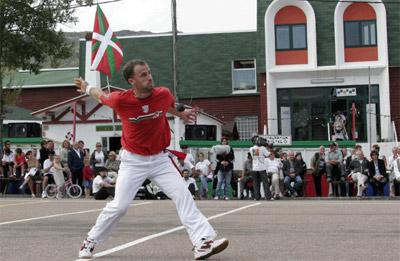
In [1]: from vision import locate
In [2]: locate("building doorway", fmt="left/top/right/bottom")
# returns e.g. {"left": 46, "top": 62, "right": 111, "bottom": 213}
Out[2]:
{"left": 109, "top": 137, "right": 121, "bottom": 152}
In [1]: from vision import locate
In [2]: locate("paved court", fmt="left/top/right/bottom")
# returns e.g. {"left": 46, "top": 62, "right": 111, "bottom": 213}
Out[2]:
{"left": 0, "top": 198, "right": 399, "bottom": 261}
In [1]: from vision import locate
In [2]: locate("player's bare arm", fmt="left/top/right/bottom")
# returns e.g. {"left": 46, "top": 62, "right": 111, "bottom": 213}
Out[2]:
{"left": 168, "top": 106, "right": 195, "bottom": 123}
{"left": 74, "top": 77, "right": 105, "bottom": 103}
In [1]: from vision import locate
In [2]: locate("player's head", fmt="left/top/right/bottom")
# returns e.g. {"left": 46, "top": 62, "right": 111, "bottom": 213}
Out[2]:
{"left": 123, "top": 60, "right": 153, "bottom": 93}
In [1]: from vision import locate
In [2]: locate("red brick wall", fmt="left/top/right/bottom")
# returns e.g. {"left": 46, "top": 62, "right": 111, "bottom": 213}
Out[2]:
{"left": 389, "top": 67, "right": 400, "bottom": 140}
{"left": 259, "top": 73, "right": 268, "bottom": 134}
{"left": 16, "top": 87, "right": 79, "bottom": 112}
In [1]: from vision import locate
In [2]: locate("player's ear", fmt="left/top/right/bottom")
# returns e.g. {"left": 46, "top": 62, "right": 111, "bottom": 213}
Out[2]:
{"left": 128, "top": 78, "right": 135, "bottom": 86}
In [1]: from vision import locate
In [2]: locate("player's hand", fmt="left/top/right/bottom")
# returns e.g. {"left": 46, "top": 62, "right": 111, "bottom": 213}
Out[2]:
{"left": 180, "top": 108, "right": 195, "bottom": 124}
{"left": 74, "top": 77, "right": 89, "bottom": 94}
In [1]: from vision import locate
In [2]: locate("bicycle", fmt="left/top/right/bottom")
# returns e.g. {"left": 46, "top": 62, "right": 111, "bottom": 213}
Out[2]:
{"left": 44, "top": 173, "right": 82, "bottom": 199}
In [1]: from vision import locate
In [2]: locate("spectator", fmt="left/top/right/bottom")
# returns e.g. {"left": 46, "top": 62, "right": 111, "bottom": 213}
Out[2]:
{"left": 84, "top": 148, "right": 90, "bottom": 160}
{"left": 334, "top": 116, "right": 348, "bottom": 141}
{"left": 239, "top": 153, "right": 253, "bottom": 200}
{"left": 392, "top": 156, "right": 400, "bottom": 196}
{"left": 388, "top": 147, "right": 399, "bottom": 196}
{"left": 182, "top": 169, "right": 201, "bottom": 200}
{"left": 13, "top": 148, "right": 26, "bottom": 178}
{"left": 368, "top": 150, "right": 388, "bottom": 196}
{"left": 0, "top": 140, "right": 11, "bottom": 177}
{"left": 249, "top": 136, "right": 272, "bottom": 201}
{"left": 37, "top": 139, "right": 49, "bottom": 169}
{"left": 177, "top": 158, "right": 195, "bottom": 178}
{"left": 274, "top": 147, "right": 282, "bottom": 159}
{"left": 326, "top": 142, "right": 346, "bottom": 196}
{"left": 19, "top": 150, "right": 39, "bottom": 197}
{"left": 335, "top": 110, "right": 346, "bottom": 124}
{"left": 310, "top": 146, "right": 326, "bottom": 197}
{"left": 42, "top": 150, "right": 55, "bottom": 198}
{"left": 90, "top": 142, "right": 108, "bottom": 176}
{"left": 78, "top": 140, "right": 87, "bottom": 156}
{"left": 68, "top": 141, "right": 84, "bottom": 188}
{"left": 195, "top": 152, "right": 213, "bottom": 199}
{"left": 214, "top": 138, "right": 235, "bottom": 200}
{"left": 281, "top": 152, "right": 288, "bottom": 164}
{"left": 348, "top": 150, "right": 369, "bottom": 198}
{"left": 59, "top": 139, "right": 71, "bottom": 168}
{"left": 266, "top": 151, "right": 282, "bottom": 199}
{"left": 295, "top": 152, "right": 307, "bottom": 180}
{"left": 1, "top": 148, "right": 14, "bottom": 178}
{"left": 54, "top": 155, "right": 67, "bottom": 199}
{"left": 83, "top": 159, "right": 94, "bottom": 199}
{"left": 104, "top": 151, "right": 120, "bottom": 174}
{"left": 344, "top": 147, "right": 356, "bottom": 196}
{"left": 372, "top": 144, "right": 387, "bottom": 167}
{"left": 47, "top": 140, "right": 55, "bottom": 152}
{"left": 181, "top": 145, "right": 195, "bottom": 166}
{"left": 92, "top": 167, "right": 115, "bottom": 200}
{"left": 283, "top": 151, "right": 302, "bottom": 197}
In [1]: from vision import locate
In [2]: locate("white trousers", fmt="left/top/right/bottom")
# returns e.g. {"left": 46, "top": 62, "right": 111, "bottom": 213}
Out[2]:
{"left": 267, "top": 171, "right": 280, "bottom": 196}
{"left": 88, "top": 150, "right": 216, "bottom": 245}
{"left": 351, "top": 172, "right": 367, "bottom": 196}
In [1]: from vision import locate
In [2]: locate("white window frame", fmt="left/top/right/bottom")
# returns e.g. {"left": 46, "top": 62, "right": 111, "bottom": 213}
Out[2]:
{"left": 232, "top": 59, "right": 257, "bottom": 94}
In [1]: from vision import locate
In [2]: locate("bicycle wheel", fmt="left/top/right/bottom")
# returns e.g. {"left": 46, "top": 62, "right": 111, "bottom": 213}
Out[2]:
{"left": 67, "top": 184, "right": 82, "bottom": 199}
{"left": 45, "top": 184, "right": 57, "bottom": 198}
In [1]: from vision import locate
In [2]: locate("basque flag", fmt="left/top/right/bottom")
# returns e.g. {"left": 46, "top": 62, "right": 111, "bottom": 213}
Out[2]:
{"left": 91, "top": 4, "right": 123, "bottom": 78}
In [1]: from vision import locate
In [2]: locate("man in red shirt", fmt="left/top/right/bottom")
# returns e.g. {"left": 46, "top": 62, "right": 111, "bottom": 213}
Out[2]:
{"left": 75, "top": 60, "right": 228, "bottom": 260}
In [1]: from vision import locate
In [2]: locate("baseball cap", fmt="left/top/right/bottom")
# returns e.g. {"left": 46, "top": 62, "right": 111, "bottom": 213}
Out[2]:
{"left": 329, "top": 142, "right": 337, "bottom": 147}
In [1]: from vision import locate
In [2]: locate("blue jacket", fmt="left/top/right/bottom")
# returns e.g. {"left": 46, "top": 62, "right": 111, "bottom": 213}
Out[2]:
{"left": 68, "top": 149, "right": 84, "bottom": 172}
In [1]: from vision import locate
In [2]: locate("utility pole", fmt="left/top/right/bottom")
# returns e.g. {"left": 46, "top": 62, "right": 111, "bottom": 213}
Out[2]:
{"left": 171, "top": 0, "right": 179, "bottom": 102}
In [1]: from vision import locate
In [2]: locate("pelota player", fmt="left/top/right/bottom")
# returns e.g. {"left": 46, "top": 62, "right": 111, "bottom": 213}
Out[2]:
{"left": 74, "top": 59, "right": 228, "bottom": 260}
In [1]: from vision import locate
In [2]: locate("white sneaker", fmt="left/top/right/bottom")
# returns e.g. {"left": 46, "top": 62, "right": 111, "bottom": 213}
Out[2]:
{"left": 79, "top": 238, "right": 97, "bottom": 259}
{"left": 214, "top": 196, "right": 219, "bottom": 200}
{"left": 224, "top": 197, "right": 229, "bottom": 200}
{"left": 41, "top": 191, "right": 47, "bottom": 198}
{"left": 194, "top": 237, "right": 229, "bottom": 260}
{"left": 56, "top": 194, "right": 62, "bottom": 199}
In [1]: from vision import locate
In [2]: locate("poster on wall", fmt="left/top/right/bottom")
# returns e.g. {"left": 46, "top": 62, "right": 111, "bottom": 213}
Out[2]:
{"left": 280, "top": 106, "right": 291, "bottom": 136}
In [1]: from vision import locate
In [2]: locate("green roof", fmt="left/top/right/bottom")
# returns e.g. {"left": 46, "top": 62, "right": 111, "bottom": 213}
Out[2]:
{"left": 3, "top": 105, "right": 40, "bottom": 121}
{"left": 2, "top": 68, "right": 78, "bottom": 87}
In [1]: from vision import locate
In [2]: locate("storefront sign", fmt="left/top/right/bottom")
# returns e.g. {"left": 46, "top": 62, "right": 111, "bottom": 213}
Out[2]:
{"left": 262, "top": 135, "right": 292, "bottom": 146}
{"left": 96, "top": 125, "right": 122, "bottom": 132}
{"left": 336, "top": 88, "right": 356, "bottom": 97}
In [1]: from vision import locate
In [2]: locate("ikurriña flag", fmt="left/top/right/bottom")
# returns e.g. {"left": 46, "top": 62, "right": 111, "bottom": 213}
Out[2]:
{"left": 91, "top": 4, "right": 123, "bottom": 78}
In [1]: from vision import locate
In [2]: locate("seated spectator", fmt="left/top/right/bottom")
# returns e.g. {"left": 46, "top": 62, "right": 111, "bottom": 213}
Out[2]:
{"left": 42, "top": 151, "right": 55, "bottom": 198}
{"left": 182, "top": 169, "right": 201, "bottom": 200}
{"left": 195, "top": 152, "right": 212, "bottom": 199}
{"left": 392, "top": 157, "right": 400, "bottom": 196}
{"left": 274, "top": 147, "right": 282, "bottom": 159}
{"left": 310, "top": 146, "right": 326, "bottom": 197}
{"left": 266, "top": 151, "right": 282, "bottom": 199}
{"left": 93, "top": 167, "right": 115, "bottom": 200}
{"left": 388, "top": 147, "right": 399, "bottom": 196}
{"left": 1, "top": 148, "right": 15, "bottom": 178}
{"left": 181, "top": 145, "right": 195, "bottom": 165}
{"left": 53, "top": 155, "right": 67, "bottom": 199}
{"left": 326, "top": 142, "right": 346, "bottom": 196}
{"left": 104, "top": 151, "right": 120, "bottom": 176}
{"left": 90, "top": 142, "right": 108, "bottom": 176}
{"left": 368, "top": 150, "right": 388, "bottom": 196}
{"left": 349, "top": 151, "right": 369, "bottom": 198}
{"left": 13, "top": 148, "right": 27, "bottom": 178}
{"left": 280, "top": 152, "right": 287, "bottom": 164}
{"left": 240, "top": 153, "right": 253, "bottom": 200}
{"left": 295, "top": 152, "right": 307, "bottom": 180}
{"left": 372, "top": 144, "right": 387, "bottom": 167}
{"left": 83, "top": 159, "right": 94, "bottom": 199}
{"left": 19, "top": 150, "right": 40, "bottom": 197}
{"left": 283, "top": 151, "right": 302, "bottom": 197}
{"left": 177, "top": 158, "right": 195, "bottom": 177}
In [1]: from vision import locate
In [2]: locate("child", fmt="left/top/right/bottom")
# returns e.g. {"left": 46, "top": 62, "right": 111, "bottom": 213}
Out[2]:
{"left": 13, "top": 148, "right": 27, "bottom": 178}
{"left": 83, "top": 159, "right": 94, "bottom": 198}
{"left": 2, "top": 148, "right": 15, "bottom": 178}
{"left": 53, "top": 155, "right": 67, "bottom": 199}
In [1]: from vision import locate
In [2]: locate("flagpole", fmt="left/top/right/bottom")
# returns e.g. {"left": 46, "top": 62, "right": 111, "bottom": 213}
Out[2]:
{"left": 106, "top": 76, "right": 116, "bottom": 135}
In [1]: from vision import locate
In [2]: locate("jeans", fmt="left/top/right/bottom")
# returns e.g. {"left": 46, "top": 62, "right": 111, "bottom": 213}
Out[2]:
{"left": 284, "top": 175, "right": 303, "bottom": 194}
{"left": 200, "top": 176, "right": 212, "bottom": 197}
{"left": 215, "top": 170, "right": 232, "bottom": 198}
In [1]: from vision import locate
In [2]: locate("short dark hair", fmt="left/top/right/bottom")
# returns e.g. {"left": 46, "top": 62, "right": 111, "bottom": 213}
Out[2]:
{"left": 48, "top": 150, "right": 55, "bottom": 156}
{"left": 180, "top": 145, "right": 188, "bottom": 149}
{"left": 15, "top": 148, "right": 22, "bottom": 154}
{"left": 370, "top": 150, "right": 379, "bottom": 157}
{"left": 123, "top": 59, "right": 147, "bottom": 84}
{"left": 78, "top": 140, "right": 84, "bottom": 145}
{"left": 4, "top": 140, "right": 10, "bottom": 145}
{"left": 182, "top": 169, "right": 189, "bottom": 173}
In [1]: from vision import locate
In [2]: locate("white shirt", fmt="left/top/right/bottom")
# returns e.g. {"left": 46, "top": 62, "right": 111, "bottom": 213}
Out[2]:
{"left": 388, "top": 155, "right": 398, "bottom": 170}
{"left": 92, "top": 175, "right": 112, "bottom": 193}
{"left": 196, "top": 160, "right": 213, "bottom": 180}
{"left": 185, "top": 153, "right": 195, "bottom": 165}
{"left": 250, "top": 145, "right": 270, "bottom": 171}
{"left": 2, "top": 153, "right": 14, "bottom": 162}
{"left": 266, "top": 158, "right": 281, "bottom": 173}
{"left": 182, "top": 177, "right": 198, "bottom": 191}
{"left": 43, "top": 158, "right": 55, "bottom": 175}
{"left": 393, "top": 158, "right": 400, "bottom": 180}
{"left": 178, "top": 161, "right": 194, "bottom": 176}
{"left": 94, "top": 151, "right": 105, "bottom": 167}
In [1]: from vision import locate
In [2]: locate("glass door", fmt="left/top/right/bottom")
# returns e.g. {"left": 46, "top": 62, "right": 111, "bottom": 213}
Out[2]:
{"left": 311, "top": 101, "right": 328, "bottom": 140}
{"left": 293, "top": 102, "right": 308, "bottom": 140}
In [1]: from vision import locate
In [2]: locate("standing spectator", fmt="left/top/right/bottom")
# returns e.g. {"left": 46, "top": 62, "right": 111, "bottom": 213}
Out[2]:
{"left": 59, "top": 139, "right": 71, "bottom": 168}
{"left": 283, "top": 151, "right": 302, "bottom": 197}
{"left": 239, "top": 153, "right": 253, "bottom": 200}
{"left": 92, "top": 167, "right": 115, "bottom": 200}
{"left": 266, "top": 151, "right": 282, "bottom": 199}
{"left": 47, "top": 140, "right": 55, "bottom": 152}
{"left": 326, "top": 142, "right": 346, "bottom": 196}
{"left": 392, "top": 157, "right": 400, "bottom": 196}
{"left": 196, "top": 152, "right": 213, "bottom": 199}
{"left": 177, "top": 158, "right": 195, "bottom": 177}
{"left": 84, "top": 148, "right": 90, "bottom": 160}
{"left": 68, "top": 141, "right": 84, "bottom": 188}
{"left": 37, "top": 139, "right": 49, "bottom": 169}
{"left": 249, "top": 136, "right": 271, "bottom": 201}
{"left": 182, "top": 169, "right": 201, "bottom": 200}
{"left": 0, "top": 141, "right": 11, "bottom": 177}
{"left": 335, "top": 110, "right": 347, "bottom": 124}
{"left": 310, "top": 146, "right": 326, "bottom": 197}
{"left": 42, "top": 151, "right": 55, "bottom": 198}
{"left": 214, "top": 138, "right": 234, "bottom": 200}
{"left": 90, "top": 142, "right": 108, "bottom": 176}
{"left": 1, "top": 148, "right": 14, "bottom": 178}
{"left": 104, "top": 151, "right": 120, "bottom": 174}
{"left": 372, "top": 144, "right": 387, "bottom": 167}
{"left": 388, "top": 147, "right": 399, "bottom": 196}
{"left": 19, "top": 150, "right": 39, "bottom": 197}
{"left": 368, "top": 150, "right": 388, "bottom": 196}
{"left": 83, "top": 159, "right": 94, "bottom": 199}
{"left": 13, "top": 148, "right": 26, "bottom": 178}
{"left": 181, "top": 145, "right": 195, "bottom": 165}
{"left": 78, "top": 140, "right": 86, "bottom": 155}
{"left": 334, "top": 116, "right": 348, "bottom": 141}
{"left": 349, "top": 150, "right": 369, "bottom": 198}
{"left": 53, "top": 155, "right": 67, "bottom": 199}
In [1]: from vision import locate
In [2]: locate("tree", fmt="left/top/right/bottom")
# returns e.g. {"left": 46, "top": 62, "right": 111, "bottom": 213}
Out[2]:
{"left": 0, "top": 0, "right": 94, "bottom": 148}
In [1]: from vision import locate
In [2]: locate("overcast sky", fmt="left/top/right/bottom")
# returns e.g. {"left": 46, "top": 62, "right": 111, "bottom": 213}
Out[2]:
{"left": 59, "top": 0, "right": 257, "bottom": 33}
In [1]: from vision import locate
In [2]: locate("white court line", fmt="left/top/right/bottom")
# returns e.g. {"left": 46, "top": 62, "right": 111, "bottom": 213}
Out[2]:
{"left": 75, "top": 202, "right": 262, "bottom": 261}
{"left": 0, "top": 202, "right": 152, "bottom": 226}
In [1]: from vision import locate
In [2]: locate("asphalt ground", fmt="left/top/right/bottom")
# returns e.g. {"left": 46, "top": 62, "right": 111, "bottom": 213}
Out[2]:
{"left": 0, "top": 197, "right": 399, "bottom": 261}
